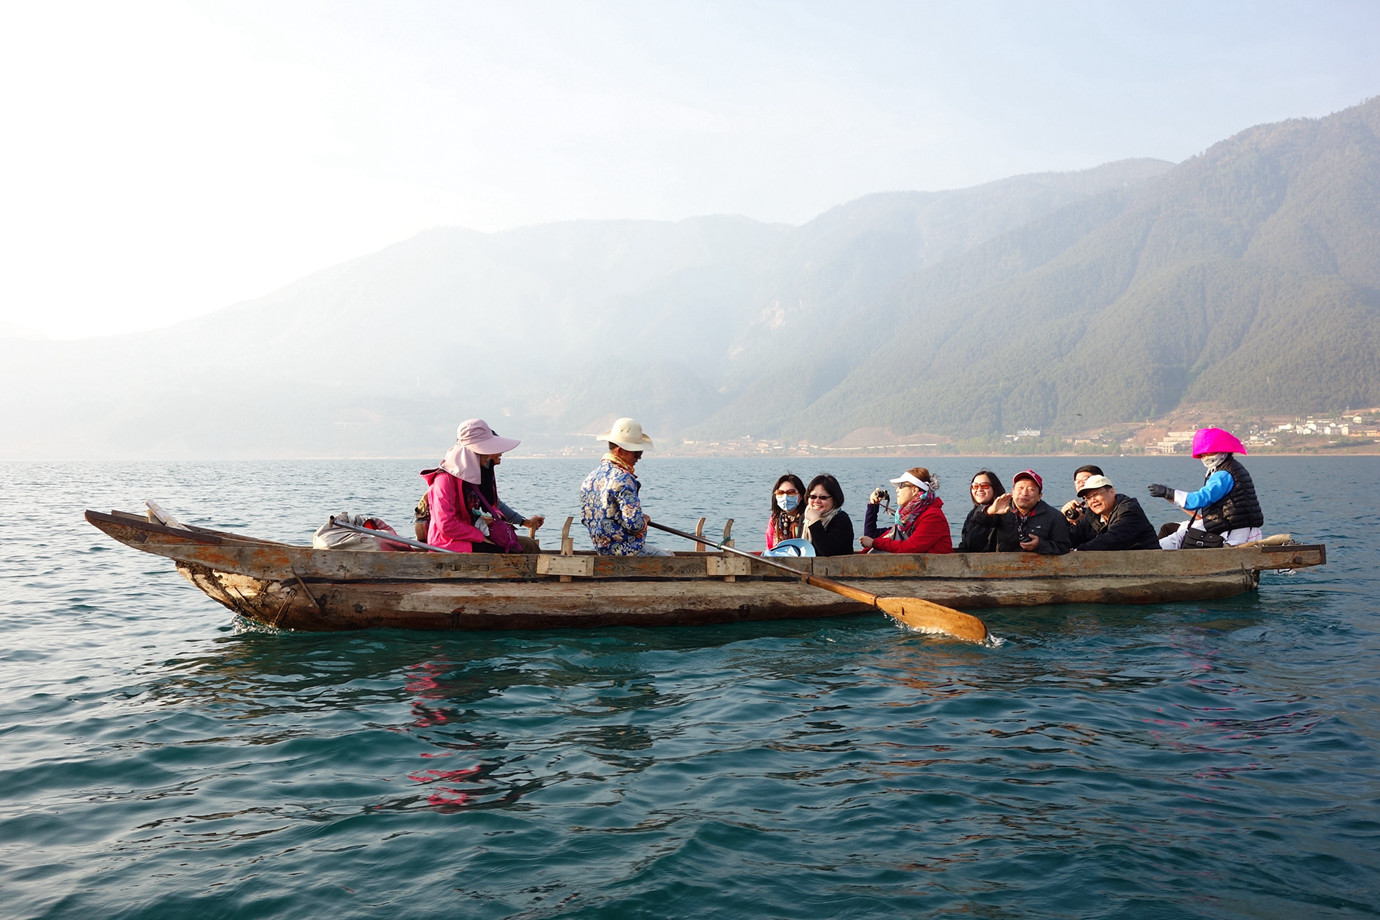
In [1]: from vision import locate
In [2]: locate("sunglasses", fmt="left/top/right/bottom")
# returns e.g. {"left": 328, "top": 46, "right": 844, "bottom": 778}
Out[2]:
{"left": 774, "top": 489, "right": 800, "bottom": 496}
{"left": 807, "top": 493, "right": 832, "bottom": 502}
{"left": 971, "top": 483, "right": 993, "bottom": 491}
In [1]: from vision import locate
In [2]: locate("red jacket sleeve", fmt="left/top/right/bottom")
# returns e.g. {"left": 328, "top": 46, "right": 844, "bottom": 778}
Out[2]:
{"left": 872, "top": 504, "right": 954, "bottom": 554}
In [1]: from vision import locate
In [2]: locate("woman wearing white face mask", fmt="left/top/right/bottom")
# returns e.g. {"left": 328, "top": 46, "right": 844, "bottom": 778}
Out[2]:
{"left": 1148, "top": 427, "right": 1264, "bottom": 549}
{"left": 765, "top": 473, "right": 806, "bottom": 551}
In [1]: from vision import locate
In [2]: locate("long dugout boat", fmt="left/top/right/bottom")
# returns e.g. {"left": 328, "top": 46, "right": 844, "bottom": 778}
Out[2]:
{"left": 85, "top": 508, "right": 1326, "bottom": 633}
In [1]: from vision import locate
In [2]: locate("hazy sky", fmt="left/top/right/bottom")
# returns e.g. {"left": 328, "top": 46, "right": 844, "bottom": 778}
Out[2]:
{"left": 2, "top": 1, "right": 1375, "bottom": 339}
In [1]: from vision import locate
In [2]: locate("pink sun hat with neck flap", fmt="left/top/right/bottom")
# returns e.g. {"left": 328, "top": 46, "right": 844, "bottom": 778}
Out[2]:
{"left": 441, "top": 418, "right": 521, "bottom": 482}
{"left": 1190, "top": 427, "right": 1246, "bottom": 458}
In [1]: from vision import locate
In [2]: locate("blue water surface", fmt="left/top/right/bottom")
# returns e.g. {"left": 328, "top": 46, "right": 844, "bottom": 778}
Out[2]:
{"left": 1, "top": 456, "right": 1377, "bottom": 919}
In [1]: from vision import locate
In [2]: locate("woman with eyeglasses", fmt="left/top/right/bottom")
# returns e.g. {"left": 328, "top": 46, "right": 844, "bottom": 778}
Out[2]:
{"left": 765, "top": 473, "right": 807, "bottom": 551}
{"left": 801, "top": 473, "right": 855, "bottom": 556}
{"left": 955, "top": 469, "right": 1004, "bottom": 553}
{"left": 859, "top": 467, "right": 952, "bottom": 554}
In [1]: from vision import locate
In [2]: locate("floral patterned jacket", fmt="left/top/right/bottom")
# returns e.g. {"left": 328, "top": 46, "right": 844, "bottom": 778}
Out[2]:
{"left": 579, "top": 457, "right": 647, "bottom": 555}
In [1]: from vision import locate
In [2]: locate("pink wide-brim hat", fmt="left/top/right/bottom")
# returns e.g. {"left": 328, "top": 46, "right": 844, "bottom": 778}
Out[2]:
{"left": 1191, "top": 427, "right": 1247, "bottom": 458}
{"left": 440, "top": 418, "right": 521, "bottom": 482}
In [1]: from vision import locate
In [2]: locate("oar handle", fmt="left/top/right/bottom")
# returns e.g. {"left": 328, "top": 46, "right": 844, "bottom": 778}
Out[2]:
{"left": 329, "top": 517, "right": 460, "bottom": 554}
{"left": 651, "top": 521, "right": 877, "bottom": 604}
{"left": 647, "top": 520, "right": 808, "bottom": 578}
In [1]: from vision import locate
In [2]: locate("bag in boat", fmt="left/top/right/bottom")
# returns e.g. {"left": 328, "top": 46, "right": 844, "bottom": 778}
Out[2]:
{"left": 1181, "top": 527, "right": 1227, "bottom": 549}
{"left": 467, "top": 483, "right": 523, "bottom": 553}
{"left": 763, "top": 538, "right": 816, "bottom": 557}
{"left": 485, "top": 518, "right": 522, "bottom": 553}
{"left": 313, "top": 513, "right": 409, "bottom": 551}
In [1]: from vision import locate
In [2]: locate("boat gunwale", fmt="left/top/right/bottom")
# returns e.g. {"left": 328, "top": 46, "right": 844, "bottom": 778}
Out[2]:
{"left": 86, "top": 508, "right": 1325, "bottom": 586}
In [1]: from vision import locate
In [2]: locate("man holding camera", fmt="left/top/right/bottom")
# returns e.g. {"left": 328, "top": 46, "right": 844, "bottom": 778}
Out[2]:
{"left": 1066, "top": 474, "right": 1160, "bottom": 551}
{"left": 1061, "top": 464, "right": 1104, "bottom": 545}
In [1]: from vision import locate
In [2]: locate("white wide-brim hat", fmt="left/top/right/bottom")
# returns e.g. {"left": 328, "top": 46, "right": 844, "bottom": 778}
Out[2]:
{"left": 597, "top": 417, "right": 654, "bottom": 452}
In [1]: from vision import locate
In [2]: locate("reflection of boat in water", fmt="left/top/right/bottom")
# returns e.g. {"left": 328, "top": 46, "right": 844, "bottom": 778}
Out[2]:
{"left": 85, "top": 508, "right": 1326, "bottom": 633}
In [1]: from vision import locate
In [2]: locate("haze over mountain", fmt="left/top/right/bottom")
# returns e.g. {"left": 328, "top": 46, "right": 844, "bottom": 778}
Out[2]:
{"left": 5, "top": 98, "right": 1379, "bottom": 459}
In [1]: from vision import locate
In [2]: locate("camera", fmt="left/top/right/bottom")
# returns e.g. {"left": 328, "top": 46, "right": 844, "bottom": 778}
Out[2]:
{"left": 1064, "top": 499, "right": 1087, "bottom": 521}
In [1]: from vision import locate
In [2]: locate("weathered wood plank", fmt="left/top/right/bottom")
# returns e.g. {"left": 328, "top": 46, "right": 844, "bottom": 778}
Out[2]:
{"left": 536, "top": 555, "right": 595, "bottom": 577}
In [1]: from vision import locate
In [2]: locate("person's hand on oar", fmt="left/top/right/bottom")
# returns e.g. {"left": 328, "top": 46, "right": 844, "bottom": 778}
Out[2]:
{"left": 647, "top": 521, "right": 988, "bottom": 643}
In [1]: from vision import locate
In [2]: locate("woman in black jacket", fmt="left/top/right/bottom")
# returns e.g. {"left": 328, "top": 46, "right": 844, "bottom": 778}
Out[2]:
{"left": 956, "top": 469, "right": 1004, "bottom": 552}
{"left": 802, "top": 474, "right": 855, "bottom": 556}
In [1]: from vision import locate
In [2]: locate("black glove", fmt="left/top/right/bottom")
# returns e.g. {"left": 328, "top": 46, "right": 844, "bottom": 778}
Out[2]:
{"left": 1148, "top": 483, "right": 1172, "bottom": 500}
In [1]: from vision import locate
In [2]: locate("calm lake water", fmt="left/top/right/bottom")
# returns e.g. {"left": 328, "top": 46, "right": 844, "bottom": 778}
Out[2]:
{"left": 3, "top": 456, "right": 1378, "bottom": 919}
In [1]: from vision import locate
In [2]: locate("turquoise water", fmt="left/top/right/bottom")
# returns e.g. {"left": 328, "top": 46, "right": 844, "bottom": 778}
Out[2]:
{"left": 2, "top": 456, "right": 1377, "bottom": 919}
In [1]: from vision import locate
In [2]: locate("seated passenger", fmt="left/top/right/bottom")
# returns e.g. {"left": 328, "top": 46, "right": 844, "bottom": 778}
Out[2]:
{"left": 802, "top": 474, "right": 855, "bottom": 556}
{"left": 1068, "top": 475, "right": 1159, "bottom": 551}
{"left": 766, "top": 473, "right": 806, "bottom": 551}
{"left": 420, "top": 418, "right": 523, "bottom": 553}
{"left": 1061, "top": 464, "right": 1105, "bottom": 546}
{"left": 414, "top": 444, "right": 544, "bottom": 550}
{"left": 955, "top": 470, "right": 1004, "bottom": 552}
{"left": 860, "top": 467, "right": 952, "bottom": 553}
{"left": 1149, "top": 427, "right": 1264, "bottom": 549}
{"left": 972, "top": 469, "right": 1070, "bottom": 554}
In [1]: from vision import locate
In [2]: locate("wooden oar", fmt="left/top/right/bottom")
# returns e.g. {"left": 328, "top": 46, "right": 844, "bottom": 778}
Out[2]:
{"left": 328, "top": 517, "right": 460, "bottom": 553}
{"left": 648, "top": 521, "right": 988, "bottom": 643}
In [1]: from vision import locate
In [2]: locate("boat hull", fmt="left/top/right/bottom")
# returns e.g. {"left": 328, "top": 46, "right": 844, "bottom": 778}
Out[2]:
{"left": 86, "top": 509, "right": 1326, "bottom": 632}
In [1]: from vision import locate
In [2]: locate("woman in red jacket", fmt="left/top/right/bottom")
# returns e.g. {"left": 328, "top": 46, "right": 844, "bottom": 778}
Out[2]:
{"left": 860, "top": 467, "right": 953, "bottom": 554}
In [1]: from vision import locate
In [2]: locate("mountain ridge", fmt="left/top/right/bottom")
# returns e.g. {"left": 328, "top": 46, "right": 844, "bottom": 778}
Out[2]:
{"left": 3, "top": 100, "right": 1378, "bottom": 459}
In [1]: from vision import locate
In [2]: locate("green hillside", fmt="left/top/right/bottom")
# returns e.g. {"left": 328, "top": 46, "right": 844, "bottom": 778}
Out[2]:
{"left": 700, "top": 96, "right": 1380, "bottom": 443}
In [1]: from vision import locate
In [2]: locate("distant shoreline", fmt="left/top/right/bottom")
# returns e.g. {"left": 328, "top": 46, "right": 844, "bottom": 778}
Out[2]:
{"left": 5, "top": 450, "right": 1377, "bottom": 462}
{"left": 527, "top": 449, "right": 1380, "bottom": 460}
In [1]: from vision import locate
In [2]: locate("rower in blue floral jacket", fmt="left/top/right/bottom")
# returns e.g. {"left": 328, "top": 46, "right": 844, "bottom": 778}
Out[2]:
{"left": 579, "top": 417, "right": 671, "bottom": 556}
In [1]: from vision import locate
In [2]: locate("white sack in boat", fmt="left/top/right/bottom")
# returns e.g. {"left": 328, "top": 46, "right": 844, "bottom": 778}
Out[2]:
{"left": 313, "top": 512, "right": 407, "bottom": 551}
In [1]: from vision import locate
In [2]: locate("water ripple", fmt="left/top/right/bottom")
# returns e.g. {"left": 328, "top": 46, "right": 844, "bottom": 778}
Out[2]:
{"left": 3, "top": 457, "right": 1378, "bottom": 919}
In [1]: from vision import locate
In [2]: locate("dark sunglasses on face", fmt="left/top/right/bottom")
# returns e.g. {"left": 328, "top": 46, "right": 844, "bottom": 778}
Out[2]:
{"left": 807, "top": 493, "right": 831, "bottom": 502}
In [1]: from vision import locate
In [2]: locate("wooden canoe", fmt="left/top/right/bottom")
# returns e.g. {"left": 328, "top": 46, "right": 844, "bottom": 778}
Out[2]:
{"left": 84, "top": 508, "right": 1326, "bottom": 632}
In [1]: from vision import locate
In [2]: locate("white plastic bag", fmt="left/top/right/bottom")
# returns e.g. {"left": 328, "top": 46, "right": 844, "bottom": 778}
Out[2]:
{"left": 313, "top": 512, "right": 408, "bottom": 551}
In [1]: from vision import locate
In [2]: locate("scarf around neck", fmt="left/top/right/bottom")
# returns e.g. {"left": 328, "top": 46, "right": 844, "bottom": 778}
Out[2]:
{"left": 603, "top": 451, "right": 637, "bottom": 476}
{"left": 771, "top": 509, "right": 803, "bottom": 545}
{"left": 890, "top": 493, "right": 934, "bottom": 540}
{"left": 803, "top": 507, "right": 840, "bottom": 542}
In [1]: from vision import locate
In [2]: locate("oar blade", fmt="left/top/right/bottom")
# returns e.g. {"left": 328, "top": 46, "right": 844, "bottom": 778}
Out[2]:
{"left": 877, "top": 597, "right": 989, "bottom": 643}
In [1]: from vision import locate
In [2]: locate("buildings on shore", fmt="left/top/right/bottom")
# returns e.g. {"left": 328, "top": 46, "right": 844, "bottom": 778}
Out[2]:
{"left": 653, "top": 410, "right": 1380, "bottom": 457}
